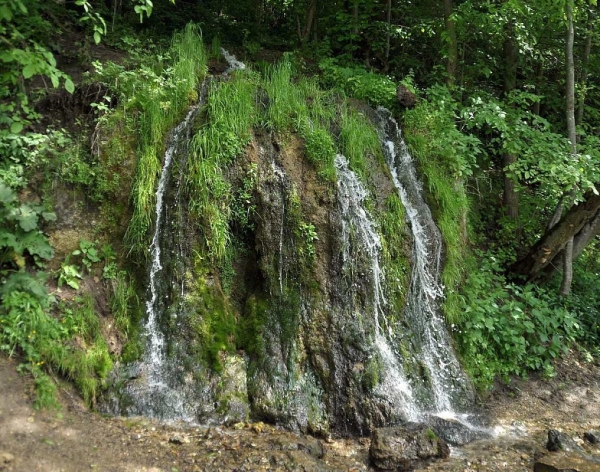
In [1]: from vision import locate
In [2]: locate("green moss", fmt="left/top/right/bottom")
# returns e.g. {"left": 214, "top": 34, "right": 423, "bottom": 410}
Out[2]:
{"left": 425, "top": 427, "right": 438, "bottom": 441}
{"left": 378, "top": 194, "right": 411, "bottom": 321}
{"left": 237, "top": 294, "right": 269, "bottom": 360}
{"left": 362, "top": 355, "right": 382, "bottom": 390}
{"left": 184, "top": 263, "right": 236, "bottom": 373}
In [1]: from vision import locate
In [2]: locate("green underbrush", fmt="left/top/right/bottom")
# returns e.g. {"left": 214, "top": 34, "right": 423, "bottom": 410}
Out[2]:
{"left": 402, "top": 87, "right": 480, "bottom": 324}
{"left": 87, "top": 23, "right": 208, "bottom": 255}
{"left": 456, "top": 252, "right": 581, "bottom": 389}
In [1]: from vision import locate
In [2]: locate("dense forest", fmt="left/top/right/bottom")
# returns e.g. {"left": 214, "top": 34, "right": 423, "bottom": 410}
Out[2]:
{"left": 1, "top": 0, "right": 600, "bottom": 435}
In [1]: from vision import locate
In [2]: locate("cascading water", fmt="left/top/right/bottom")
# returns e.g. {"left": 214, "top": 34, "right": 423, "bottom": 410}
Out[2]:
{"left": 118, "top": 102, "right": 203, "bottom": 422}
{"left": 335, "top": 154, "right": 419, "bottom": 422}
{"left": 220, "top": 48, "right": 246, "bottom": 73}
{"left": 376, "top": 107, "right": 473, "bottom": 415}
{"left": 270, "top": 157, "right": 286, "bottom": 296}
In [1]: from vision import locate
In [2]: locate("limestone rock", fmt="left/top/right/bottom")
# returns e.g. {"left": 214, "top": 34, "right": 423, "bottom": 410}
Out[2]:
{"left": 427, "top": 415, "right": 490, "bottom": 446}
{"left": 534, "top": 452, "right": 600, "bottom": 472}
{"left": 369, "top": 423, "right": 449, "bottom": 471}
{"left": 169, "top": 434, "right": 190, "bottom": 445}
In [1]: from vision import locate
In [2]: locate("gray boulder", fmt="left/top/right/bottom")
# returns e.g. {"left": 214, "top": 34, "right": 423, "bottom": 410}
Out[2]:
{"left": 369, "top": 423, "right": 450, "bottom": 471}
{"left": 427, "top": 415, "right": 490, "bottom": 446}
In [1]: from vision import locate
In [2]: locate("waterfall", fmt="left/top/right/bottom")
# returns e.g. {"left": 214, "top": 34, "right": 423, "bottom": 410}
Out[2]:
{"left": 335, "top": 154, "right": 419, "bottom": 422}
{"left": 376, "top": 107, "right": 473, "bottom": 415}
{"left": 137, "top": 104, "right": 202, "bottom": 421}
{"left": 220, "top": 48, "right": 246, "bottom": 73}
{"left": 271, "top": 157, "right": 286, "bottom": 296}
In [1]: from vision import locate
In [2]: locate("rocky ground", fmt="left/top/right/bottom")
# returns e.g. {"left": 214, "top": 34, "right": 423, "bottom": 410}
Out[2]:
{"left": 2, "top": 354, "right": 600, "bottom": 471}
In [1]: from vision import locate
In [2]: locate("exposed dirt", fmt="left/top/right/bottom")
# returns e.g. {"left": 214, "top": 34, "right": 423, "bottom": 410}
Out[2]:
{"left": 2, "top": 354, "right": 600, "bottom": 471}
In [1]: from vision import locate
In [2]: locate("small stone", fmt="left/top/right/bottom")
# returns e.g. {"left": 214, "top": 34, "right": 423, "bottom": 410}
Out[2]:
{"left": 584, "top": 431, "right": 600, "bottom": 444}
{"left": 169, "top": 434, "right": 190, "bottom": 445}
{"left": 251, "top": 422, "right": 266, "bottom": 433}
{"left": 1, "top": 452, "right": 15, "bottom": 463}
{"left": 534, "top": 451, "right": 600, "bottom": 472}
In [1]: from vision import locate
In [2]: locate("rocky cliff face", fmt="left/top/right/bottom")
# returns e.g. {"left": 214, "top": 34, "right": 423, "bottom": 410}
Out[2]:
{"left": 102, "top": 81, "right": 472, "bottom": 436}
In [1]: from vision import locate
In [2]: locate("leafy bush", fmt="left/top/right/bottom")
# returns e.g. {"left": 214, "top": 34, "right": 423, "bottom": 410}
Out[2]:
{"left": 457, "top": 253, "right": 581, "bottom": 389}
{"left": 318, "top": 58, "right": 397, "bottom": 108}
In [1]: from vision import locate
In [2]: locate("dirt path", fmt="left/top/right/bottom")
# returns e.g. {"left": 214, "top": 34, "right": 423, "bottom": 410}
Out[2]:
{"left": 2, "top": 354, "right": 600, "bottom": 472}
{"left": 0, "top": 356, "right": 371, "bottom": 472}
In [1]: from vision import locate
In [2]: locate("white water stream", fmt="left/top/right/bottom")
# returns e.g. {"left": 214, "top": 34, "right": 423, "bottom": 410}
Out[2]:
{"left": 377, "top": 107, "right": 472, "bottom": 416}
{"left": 335, "top": 154, "right": 419, "bottom": 421}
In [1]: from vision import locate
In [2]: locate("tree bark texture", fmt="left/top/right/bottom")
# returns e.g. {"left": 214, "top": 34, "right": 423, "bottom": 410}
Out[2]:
{"left": 576, "top": 2, "right": 595, "bottom": 126}
{"left": 560, "top": 0, "right": 577, "bottom": 295}
{"left": 299, "top": 0, "right": 317, "bottom": 43}
{"left": 509, "top": 193, "right": 600, "bottom": 281}
{"left": 443, "top": 0, "right": 457, "bottom": 87}
{"left": 503, "top": 22, "right": 519, "bottom": 223}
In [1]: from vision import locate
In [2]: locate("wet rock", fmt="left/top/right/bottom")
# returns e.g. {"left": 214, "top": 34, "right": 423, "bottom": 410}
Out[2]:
{"left": 396, "top": 84, "right": 417, "bottom": 108}
{"left": 369, "top": 423, "right": 449, "bottom": 471}
{"left": 298, "top": 437, "right": 325, "bottom": 459}
{"left": 584, "top": 431, "right": 600, "bottom": 444}
{"left": 547, "top": 430, "right": 584, "bottom": 452}
{"left": 534, "top": 452, "right": 600, "bottom": 471}
{"left": 269, "top": 435, "right": 324, "bottom": 459}
{"left": 427, "top": 416, "right": 490, "bottom": 446}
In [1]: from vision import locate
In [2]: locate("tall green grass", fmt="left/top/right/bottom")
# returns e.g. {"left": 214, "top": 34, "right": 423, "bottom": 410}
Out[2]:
{"left": 1, "top": 290, "right": 113, "bottom": 408}
{"left": 262, "top": 58, "right": 339, "bottom": 183}
{"left": 339, "top": 106, "right": 381, "bottom": 178}
{"left": 125, "top": 23, "right": 208, "bottom": 255}
{"left": 188, "top": 73, "right": 257, "bottom": 263}
{"left": 403, "top": 98, "right": 475, "bottom": 324}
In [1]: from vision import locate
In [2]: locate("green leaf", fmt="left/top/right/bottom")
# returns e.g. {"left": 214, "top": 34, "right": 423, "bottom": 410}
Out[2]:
{"left": 0, "top": 183, "right": 17, "bottom": 205}
{"left": 16, "top": 205, "right": 38, "bottom": 231}
{"left": 20, "top": 232, "right": 54, "bottom": 260}
{"left": 0, "top": 230, "right": 18, "bottom": 250}
{"left": 10, "top": 121, "right": 23, "bottom": 134}
{"left": 0, "top": 271, "right": 48, "bottom": 300}
{"left": 66, "top": 279, "right": 80, "bottom": 290}
{"left": 93, "top": 32, "right": 101, "bottom": 45}
{"left": 22, "top": 64, "right": 36, "bottom": 79}
{"left": 41, "top": 212, "right": 56, "bottom": 222}
{"left": 64, "top": 77, "right": 75, "bottom": 94}
{"left": 0, "top": 5, "right": 13, "bottom": 20}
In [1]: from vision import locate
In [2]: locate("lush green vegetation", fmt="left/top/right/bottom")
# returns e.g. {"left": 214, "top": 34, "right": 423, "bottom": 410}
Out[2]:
{"left": 3, "top": 0, "right": 600, "bottom": 406}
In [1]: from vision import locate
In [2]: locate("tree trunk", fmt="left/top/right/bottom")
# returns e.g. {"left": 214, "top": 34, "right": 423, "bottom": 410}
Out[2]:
{"left": 537, "top": 209, "right": 600, "bottom": 283}
{"left": 509, "top": 193, "right": 600, "bottom": 281}
{"left": 573, "top": 210, "right": 600, "bottom": 258}
{"left": 384, "top": 0, "right": 392, "bottom": 71}
{"left": 560, "top": 0, "right": 577, "bottom": 296}
{"left": 443, "top": 0, "right": 457, "bottom": 87}
{"left": 533, "top": 60, "right": 543, "bottom": 115}
{"left": 576, "top": 2, "right": 595, "bottom": 126}
{"left": 299, "top": 0, "right": 317, "bottom": 43}
{"left": 503, "top": 21, "right": 519, "bottom": 226}
{"left": 353, "top": 0, "right": 359, "bottom": 36}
